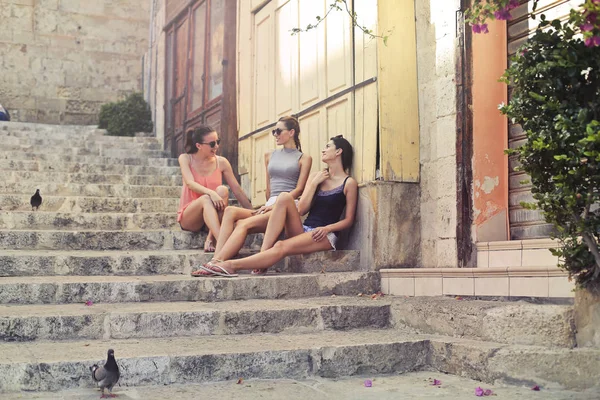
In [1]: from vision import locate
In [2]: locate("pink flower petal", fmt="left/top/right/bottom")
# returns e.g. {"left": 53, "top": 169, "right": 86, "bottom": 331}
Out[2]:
{"left": 475, "top": 387, "right": 484, "bottom": 396}
{"left": 432, "top": 379, "right": 442, "bottom": 386}
{"left": 484, "top": 389, "right": 493, "bottom": 396}
{"left": 364, "top": 379, "right": 372, "bottom": 387}
{"left": 581, "top": 23, "right": 594, "bottom": 32}
{"left": 85, "top": 300, "right": 93, "bottom": 306}
{"left": 532, "top": 385, "right": 541, "bottom": 391}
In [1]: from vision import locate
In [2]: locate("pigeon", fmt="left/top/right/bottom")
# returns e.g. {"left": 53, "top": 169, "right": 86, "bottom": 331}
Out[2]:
{"left": 30, "top": 189, "right": 42, "bottom": 211}
{"left": 90, "top": 349, "right": 120, "bottom": 398}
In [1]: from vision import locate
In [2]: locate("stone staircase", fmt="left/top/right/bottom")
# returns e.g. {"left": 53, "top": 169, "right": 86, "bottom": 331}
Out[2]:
{"left": 0, "top": 122, "right": 599, "bottom": 396}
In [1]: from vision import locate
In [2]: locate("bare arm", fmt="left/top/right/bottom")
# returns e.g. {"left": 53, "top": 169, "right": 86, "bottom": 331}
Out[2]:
{"left": 297, "top": 170, "right": 329, "bottom": 216}
{"left": 264, "top": 151, "right": 272, "bottom": 201}
{"left": 288, "top": 154, "right": 312, "bottom": 200}
{"left": 178, "top": 154, "right": 218, "bottom": 196}
{"left": 220, "top": 156, "right": 253, "bottom": 209}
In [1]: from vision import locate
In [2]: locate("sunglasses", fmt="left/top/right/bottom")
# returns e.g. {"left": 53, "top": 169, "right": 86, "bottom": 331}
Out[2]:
{"left": 272, "top": 128, "right": 288, "bottom": 136}
{"left": 200, "top": 139, "right": 221, "bottom": 148}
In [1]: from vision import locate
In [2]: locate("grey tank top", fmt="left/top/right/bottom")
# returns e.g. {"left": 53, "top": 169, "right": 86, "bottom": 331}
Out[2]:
{"left": 268, "top": 148, "right": 303, "bottom": 197}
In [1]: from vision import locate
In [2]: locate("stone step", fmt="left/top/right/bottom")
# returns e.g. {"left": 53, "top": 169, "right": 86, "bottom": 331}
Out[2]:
{"left": 0, "top": 296, "right": 390, "bottom": 342}
{"left": 0, "top": 272, "right": 379, "bottom": 304}
{"left": 0, "top": 229, "right": 203, "bottom": 251}
{"left": 0, "top": 183, "right": 180, "bottom": 199}
{"left": 0, "top": 160, "right": 181, "bottom": 176}
{"left": 390, "top": 297, "right": 576, "bottom": 348}
{"left": 0, "top": 121, "right": 97, "bottom": 134}
{"left": 0, "top": 123, "right": 157, "bottom": 142}
{"left": 0, "top": 211, "right": 180, "bottom": 231}
{"left": 0, "top": 330, "right": 598, "bottom": 393}
{"left": 1, "top": 144, "right": 167, "bottom": 159}
{"left": 27, "top": 372, "right": 597, "bottom": 400}
{"left": 0, "top": 248, "right": 356, "bottom": 277}
{"left": 0, "top": 152, "right": 178, "bottom": 166}
{"left": 0, "top": 195, "right": 179, "bottom": 213}
{"left": 1, "top": 135, "right": 162, "bottom": 150}
{"left": 0, "top": 171, "right": 182, "bottom": 186}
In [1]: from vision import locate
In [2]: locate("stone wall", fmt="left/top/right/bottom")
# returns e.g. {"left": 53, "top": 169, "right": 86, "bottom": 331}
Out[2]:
{"left": 144, "top": 0, "right": 165, "bottom": 147}
{"left": 415, "top": 0, "right": 460, "bottom": 268}
{"left": 0, "top": 0, "right": 150, "bottom": 124}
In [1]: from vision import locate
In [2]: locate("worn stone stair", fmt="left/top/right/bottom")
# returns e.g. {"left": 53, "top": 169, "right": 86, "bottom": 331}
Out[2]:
{"left": 0, "top": 122, "right": 598, "bottom": 396}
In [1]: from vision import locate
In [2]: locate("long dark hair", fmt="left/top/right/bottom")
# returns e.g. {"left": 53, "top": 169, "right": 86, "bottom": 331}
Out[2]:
{"left": 184, "top": 125, "right": 215, "bottom": 154}
{"left": 279, "top": 116, "right": 301, "bottom": 152}
{"left": 331, "top": 135, "right": 353, "bottom": 172}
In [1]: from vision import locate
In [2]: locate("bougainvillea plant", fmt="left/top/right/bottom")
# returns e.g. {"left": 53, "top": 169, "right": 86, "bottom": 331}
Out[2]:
{"left": 496, "top": 14, "right": 600, "bottom": 288}
{"left": 466, "top": 0, "right": 600, "bottom": 47}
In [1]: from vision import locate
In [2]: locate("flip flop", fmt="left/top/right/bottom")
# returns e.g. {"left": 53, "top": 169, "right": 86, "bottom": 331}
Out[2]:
{"left": 251, "top": 268, "right": 268, "bottom": 275}
{"left": 204, "top": 261, "right": 238, "bottom": 277}
{"left": 191, "top": 265, "right": 218, "bottom": 277}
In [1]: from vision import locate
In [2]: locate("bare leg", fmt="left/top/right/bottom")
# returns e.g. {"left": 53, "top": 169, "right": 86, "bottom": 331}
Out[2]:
{"left": 209, "top": 232, "right": 333, "bottom": 273}
{"left": 260, "top": 193, "right": 304, "bottom": 251}
{"left": 214, "top": 212, "right": 271, "bottom": 261}
{"left": 202, "top": 186, "right": 229, "bottom": 241}
{"left": 214, "top": 206, "right": 255, "bottom": 256}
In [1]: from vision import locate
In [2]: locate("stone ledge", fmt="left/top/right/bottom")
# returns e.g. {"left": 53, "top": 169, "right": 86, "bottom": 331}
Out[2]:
{"left": 0, "top": 330, "right": 597, "bottom": 393}
{"left": 0, "top": 297, "right": 391, "bottom": 342}
{"left": 0, "top": 272, "right": 380, "bottom": 304}
{"left": 381, "top": 267, "right": 573, "bottom": 298}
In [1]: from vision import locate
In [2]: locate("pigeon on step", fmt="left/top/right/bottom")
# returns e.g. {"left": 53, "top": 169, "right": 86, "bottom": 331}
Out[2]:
{"left": 90, "top": 349, "right": 120, "bottom": 398}
{"left": 30, "top": 189, "right": 42, "bottom": 211}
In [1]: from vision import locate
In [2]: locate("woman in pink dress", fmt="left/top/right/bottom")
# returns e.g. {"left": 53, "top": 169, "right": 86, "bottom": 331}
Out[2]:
{"left": 177, "top": 125, "right": 252, "bottom": 251}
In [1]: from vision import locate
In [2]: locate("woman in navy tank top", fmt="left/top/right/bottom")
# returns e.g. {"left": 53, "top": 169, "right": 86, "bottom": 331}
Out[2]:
{"left": 194, "top": 135, "right": 358, "bottom": 277}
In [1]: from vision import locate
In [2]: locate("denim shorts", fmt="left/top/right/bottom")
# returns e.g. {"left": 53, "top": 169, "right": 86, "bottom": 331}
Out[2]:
{"left": 302, "top": 225, "right": 337, "bottom": 250}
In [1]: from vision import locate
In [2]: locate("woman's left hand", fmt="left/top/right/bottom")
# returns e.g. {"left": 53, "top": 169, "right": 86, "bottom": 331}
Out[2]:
{"left": 311, "top": 226, "right": 330, "bottom": 242}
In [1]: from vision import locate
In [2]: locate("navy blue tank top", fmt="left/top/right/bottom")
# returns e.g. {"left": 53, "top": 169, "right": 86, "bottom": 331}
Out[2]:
{"left": 303, "top": 176, "right": 350, "bottom": 233}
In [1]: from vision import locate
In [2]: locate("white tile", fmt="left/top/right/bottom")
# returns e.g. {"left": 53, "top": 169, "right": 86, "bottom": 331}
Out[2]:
{"left": 415, "top": 277, "right": 443, "bottom": 296}
{"left": 389, "top": 277, "right": 415, "bottom": 296}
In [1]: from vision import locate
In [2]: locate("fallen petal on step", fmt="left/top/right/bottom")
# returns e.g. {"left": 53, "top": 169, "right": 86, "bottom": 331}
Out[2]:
{"left": 475, "top": 387, "right": 484, "bottom": 396}
{"left": 483, "top": 389, "right": 493, "bottom": 396}
{"left": 532, "top": 385, "right": 540, "bottom": 391}
{"left": 85, "top": 300, "right": 93, "bottom": 306}
{"left": 364, "top": 380, "right": 372, "bottom": 387}
{"left": 432, "top": 379, "right": 442, "bottom": 386}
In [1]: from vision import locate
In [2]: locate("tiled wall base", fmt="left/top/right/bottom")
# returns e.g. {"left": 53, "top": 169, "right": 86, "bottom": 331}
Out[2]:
{"left": 381, "top": 266, "right": 574, "bottom": 298}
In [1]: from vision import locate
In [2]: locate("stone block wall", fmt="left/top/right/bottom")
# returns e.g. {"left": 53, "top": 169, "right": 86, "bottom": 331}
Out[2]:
{"left": 0, "top": 0, "right": 150, "bottom": 124}
{"left": 415, "top": 0, "right": 460, "bottom": 268}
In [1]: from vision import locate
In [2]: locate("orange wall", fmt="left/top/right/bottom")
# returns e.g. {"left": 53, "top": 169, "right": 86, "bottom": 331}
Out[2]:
{"left": 471, "top": 20, "right": 509, "bottom": 242}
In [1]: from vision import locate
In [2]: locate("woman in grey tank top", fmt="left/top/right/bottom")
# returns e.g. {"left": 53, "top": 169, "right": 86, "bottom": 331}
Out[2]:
{"left": 191, "top": 116, "right": 312, "bottom": 276}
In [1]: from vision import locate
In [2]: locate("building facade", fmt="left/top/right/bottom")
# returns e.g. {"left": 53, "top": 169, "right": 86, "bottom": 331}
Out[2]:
{"left": 147, "top": 0, "right": 575, "bottom": 297}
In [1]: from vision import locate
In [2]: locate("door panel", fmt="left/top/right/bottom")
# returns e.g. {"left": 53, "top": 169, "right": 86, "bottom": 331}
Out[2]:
{"left": 190, "top": 3, "right": 207, "bottom": 112}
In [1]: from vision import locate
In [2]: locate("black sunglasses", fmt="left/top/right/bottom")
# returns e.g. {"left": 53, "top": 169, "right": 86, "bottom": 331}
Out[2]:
{"left": 272, "top": 128, "right": 288, "bottom": 136}
{"left": 200, "top": 139, "right": 221, "bottom": 148}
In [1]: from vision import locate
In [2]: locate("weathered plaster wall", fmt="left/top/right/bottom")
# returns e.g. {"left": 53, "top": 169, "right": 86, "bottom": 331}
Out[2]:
{"left": 415, "top": 0, "right": 460, "bottom": 268}
{"left": 575, "top": 287, "right": 600, "bottom": 348}
{"left": 346, "top": 182, "right": 421, "bottom": 271}
{"left": 0, "top": 0, "right": 150, "bottom": 124}
{"left": 471, "top": 20, "right": 509, "bottom": 243}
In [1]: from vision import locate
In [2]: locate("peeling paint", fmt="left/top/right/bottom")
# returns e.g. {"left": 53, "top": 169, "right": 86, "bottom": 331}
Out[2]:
{"left": 481, "top": 176, "right": 499, "bottom": 194}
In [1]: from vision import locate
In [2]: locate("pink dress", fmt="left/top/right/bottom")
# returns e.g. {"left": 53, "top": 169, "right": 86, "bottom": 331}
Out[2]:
{"left": 177, "top": 154, "right": 223, "bottom": 222}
